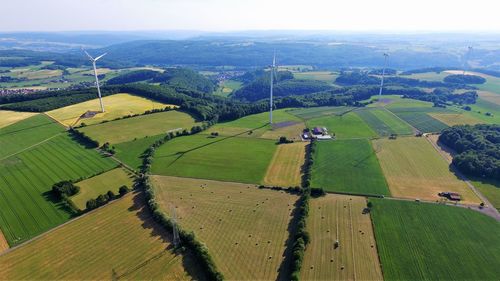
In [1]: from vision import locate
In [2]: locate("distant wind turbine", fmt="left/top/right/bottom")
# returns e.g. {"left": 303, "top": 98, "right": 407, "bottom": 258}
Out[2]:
{"left": 269, "top": 52, "right": 276, "bottom": 125}
{"left": 83, "top": 49, "right": 107, "bottom": 113}
{"left": 379, "top": 53, "right": 389, "bottom": 96}
{"left": 463, "top": 46, "right": 473, "bottom": 75}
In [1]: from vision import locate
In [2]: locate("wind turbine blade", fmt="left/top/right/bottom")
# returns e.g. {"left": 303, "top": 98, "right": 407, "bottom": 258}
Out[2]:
{"left": 82, "top": 49, "right": 94, "bottom": 60}
{"left": 94, "top": 53, "right": 107, "bottom": 61}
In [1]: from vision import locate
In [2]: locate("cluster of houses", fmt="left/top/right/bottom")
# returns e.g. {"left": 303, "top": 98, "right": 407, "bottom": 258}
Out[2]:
{"left": 302, "top": 127, "right": 334, "bottom": 140}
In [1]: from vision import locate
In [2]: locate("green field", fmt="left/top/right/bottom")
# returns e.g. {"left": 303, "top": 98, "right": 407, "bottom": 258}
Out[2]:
{"left": 114, "top": 134, "right": 165, "bottom": 170}
{"left": 306, "top": 112, "right": 377, "bottom": 139}
{"left": 311, "top": 139, "right": 390, "bottom": 195}
{"left": 373, "top": 137, "right": 479, "bottom": 204}
{"left": 293, "top": 71, "right": 338, "bottom": 83}
{"left": 391, "top": 111, "right": 448, "bottom": 133}
{"left": 79, "top": 110, "right": 198, "bottom": 145}
{"left": 355, "top": 108, "right": 414, "bottom": 136}
{"left": 0, "top": 114, "right": 65, "bottom": 159}
{"left": 71, "top": 168, "right": 135, "bottom": 210}
{"left": 0, "top": 134, "right": 116, "bottom": 246}
{"left": 0, "top": 110, "right": 37, "bottom": 129}
{"left": 463, "top": 98, "right": 500, "bottom": 124}
{"left": 470, "top": 178, "right": 500, "bottom": 210}
{"left": 152, "top": 175, "right": 298, "bottom": 280}
{"left": 369, "top": 95, "right": 434, "bottom": 108}
{"left": 370, "top": 199, "right": 500, "bottom": 280}
{"left": 204, "top": 109, "right": 301, "bottom": 138}
{"left": 0, "top": 193, "right": 201, "bottom": 280}
{"left": 151, "top": 134, "right": 277, "bottom": 184}
{"left": 214, "top": 80, "right": 243, "bottom": 97}
{"left": 287, "top": 106, "right": 353, "bottom": 120}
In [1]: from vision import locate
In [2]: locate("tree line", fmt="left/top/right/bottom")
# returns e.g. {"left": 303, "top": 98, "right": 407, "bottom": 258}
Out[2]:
{"left": 439, "top": 124, "right": 500, "bottom": 180}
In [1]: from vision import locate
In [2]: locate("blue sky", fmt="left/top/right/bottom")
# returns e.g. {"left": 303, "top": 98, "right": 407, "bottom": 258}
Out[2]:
{"left": 2, "top": 0, "right": 499, "bottom": 32}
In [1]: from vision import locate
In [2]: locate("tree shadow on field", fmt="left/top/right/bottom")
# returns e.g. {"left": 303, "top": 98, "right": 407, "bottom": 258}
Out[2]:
{"left": 42, "top": 190, "right": 79, "bottom": 218}
{"left": 157, "top": 123, "right": 268, "bottom": 169}
{"left": 276, "top": 197, "right": 302, "bottom": 281}
{"left": 117, "top": 191, "right": 206, "bottom": 280}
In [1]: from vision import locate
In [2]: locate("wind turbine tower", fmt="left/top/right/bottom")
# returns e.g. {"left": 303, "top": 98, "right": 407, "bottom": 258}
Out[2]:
{"left": 269, "top": 52, "right": 276, "bottom": 125}
{"left": 463, "top": 46, "right": 473, "bottom": 75}
{"left": 379, "top": 53, "right": 389, "bottom": 96}
{"left": 83, "top": 49, "right": 107, "bottom": 113}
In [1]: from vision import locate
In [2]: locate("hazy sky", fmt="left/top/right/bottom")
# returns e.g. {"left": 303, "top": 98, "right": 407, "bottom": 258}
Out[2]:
{"left": 2, "top": 0, "right": 499, "bottom": 32}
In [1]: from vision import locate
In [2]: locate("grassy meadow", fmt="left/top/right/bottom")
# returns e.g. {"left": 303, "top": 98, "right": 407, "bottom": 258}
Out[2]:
{"left": 263, "top": 142, "right": 306, "bottom": 187}
{"left": 0, "top": 114, "right": 64, "bottom": 159}
{"left": 293, "top": 71, "right": 338, "bottom": 83}
{"left": 78, "top": 110, "right": 198, "bottom": 145}
{"left": 0, "top": 110, "right": 37, "bottom": 129}
{"left": 0, "top": 193, "right": 202, "bottom": 280}
{"left": 0, "top": 134, "right": 116, "bottom": 246}
{"left": 114, "top": 134, "right": 165, "bottom": 170}
{"left": 214, "top": 80, "right": 243, "bottom": 97}
{"left": 151, "top": 134, "right": 277, "bottom": 184}
{"left": 470, "top": 179, "right": 500, "bottom": 210}
{"left": 301, "top": 195, "right": 382, "bottom": 281}
{"left": 287, "top": 106, "right": 353, "bottom": 120}
{"left": 46, "top": 93, "right": 174, "bottom": 127}
{"left": 370, "top": 199, "right": 500, "bottom": 281}
{"left": 306, "top": 112, "right": 377, "bottom": 139}
{"left": 204, "top": 109, "right": 301, "bottom": 138}
{"left": 152, "top": 175, "right": 298, "bottom": 280}
{"left": 311, "top": 139, "right": 390, "bottom": 195}
{"left": 71, "top": 168, "right": 135, "bottom": 210}
{"left": 428, "top": 112, "right": 482, "bottom": 126}
{"left": 373, "top": 137, "right": 479, "bottom": 203}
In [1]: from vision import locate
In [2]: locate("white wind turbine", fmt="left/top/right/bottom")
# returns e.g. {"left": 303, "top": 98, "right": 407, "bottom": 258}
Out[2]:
{"left": 379, "top": 53, "right": 389, "bottom": 96}
{"left": 269, "top": 52, "right": 277, "bottom": 125}
{"left": 83, "top": 49, "right": 107, "bottom": 112}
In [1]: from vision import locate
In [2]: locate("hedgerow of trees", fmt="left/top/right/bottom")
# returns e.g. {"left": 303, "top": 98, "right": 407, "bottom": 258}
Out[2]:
{"left": 443, "top": 74, "right": 486, "bottom": 84}
{"left": 439, "top": 124, "right": 500, "bottom": 180}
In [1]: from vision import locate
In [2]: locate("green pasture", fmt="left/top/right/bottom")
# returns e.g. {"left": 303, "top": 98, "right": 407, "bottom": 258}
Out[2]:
{"left": 306, "top": 112, "right": 377, "bottom": 139}
{"left": 355, "top": 108, "right": 414, "bottom": 136}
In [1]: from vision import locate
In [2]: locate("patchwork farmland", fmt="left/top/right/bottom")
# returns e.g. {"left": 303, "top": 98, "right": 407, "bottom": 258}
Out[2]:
{"left": 306, "top": 112, "right": 377, "bottom": 139}
{"left": 0, "top": 193, "right": 202, "bottom": 280}
{"left": 390, "top": 110, "right": 449, "bottom": 133}
{"left": 78, "top": 110, "right": 198, "bottom": 145}
{"left": 0, "top": 110, "right": 37, "bottom": 129}
{"left": 46, "top": 93, "right": 173, "bottom": 127}
{"left": 301, "top": 195, "right": 382, "bottom": 280}
{"left": 0, "top": 134, "right": 116, "bottom": 246}
{"left": 152, "top": 175, "right": 299, "bottom": 280}
{"left": 371, "top": 199, "right": 500, "bottom": 281}
{"left": 373, "top": 137, "right": 480, "bottom": 203}
{"left": 311, "top": 139, "right": 390, "bottom": 196}
{"left": 287, "top": 106, "right": 354, "bottom": 120}
{"left": 355, "top": 107, "right": 414, "bottom": 136}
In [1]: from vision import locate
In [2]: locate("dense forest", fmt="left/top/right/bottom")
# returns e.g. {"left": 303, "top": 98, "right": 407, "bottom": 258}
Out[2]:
{"left": 232, "top": 69, "right": 332, "bottom": 101}
{"left": 439, "top": 125, "right": 500, "bottom": 180}
{"left": 443, "top": 74, "right": 486, "bottom": 84}
{"left": 106, "top": 68, "right": 215, "bottom": 93}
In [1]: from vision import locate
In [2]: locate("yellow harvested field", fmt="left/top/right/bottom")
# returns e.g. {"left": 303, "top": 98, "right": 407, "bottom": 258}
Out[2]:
{"left": 261, "top": 122, "right": 305, "bottom": 140}
{"left": 152, "top": 175, "right": 299, "bottom": 281}
{"left": 428, "top": 113, "right": 482, "bottom": 126}
{"left": 263, "top": 142, "right": 306, "bottom": 187}
{"left": 478, "top": 91, "right": 500, "bottom": 105}
{"left": 46, "top": 93, "right": 176, "bottom": 126}
{"left": 0, "top": 230, "right": 9, "bottom": 253}
{"left": 373, "top": 137, "right": 480, "bottom": 204}
{"left": 0, "top": 111, "right": 37, "bottom": 129}
{"left": 301, "top": 194, "right": 382, "bottom": 281}
{"left": 0, "top": 193, "right": 201, "bottom": 280}
{"left": 443, "top": 70, "right": 490, "bottom": 78}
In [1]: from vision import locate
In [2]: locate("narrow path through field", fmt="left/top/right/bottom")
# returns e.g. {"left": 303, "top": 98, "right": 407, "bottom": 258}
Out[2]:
{"left": 425, "top": 135, "right": 500, "bottom": 221}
